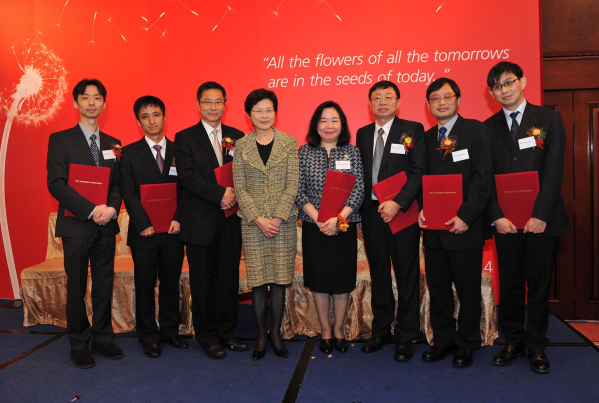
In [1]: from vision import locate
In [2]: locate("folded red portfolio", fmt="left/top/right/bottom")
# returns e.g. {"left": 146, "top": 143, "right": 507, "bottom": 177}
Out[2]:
{"left": 422, "top": 174, "right": 463, "bottom": 230}
{"left": 140, "top": 183, "right": 178, "bottom": 233}
{"left": 317, "top": 170, "right": 356, "bottom": 222}
{"left": 65, "top": 163, "right": 111, "bottom": 217}
{"left": 372, "top": 171, "right": 419, "bottom": 234}
{"left": 214, "top": 162, "right": 239, "bottom": 218}
{"left": 495, "top": 171, "right": 540, "bottom": 229}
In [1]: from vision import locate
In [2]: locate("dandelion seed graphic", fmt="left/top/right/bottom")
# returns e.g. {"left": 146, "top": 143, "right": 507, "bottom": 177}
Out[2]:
{"left": 212, "top": 7, "right": 234, "bottom": 32}
{"left": 316, "top": 0, "right": 342, "bottom": 21}
{"left": 273, "top": 0, "right": 285, "bottom": 16}
{"left": 0, "top": 36, "right": 68, "bottom": 297}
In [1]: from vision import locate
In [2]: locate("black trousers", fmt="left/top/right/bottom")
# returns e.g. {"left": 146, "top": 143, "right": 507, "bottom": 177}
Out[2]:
{"left": 63, "top": 233, "right": 115, "bottom": 350}
{"left": 131, "top": 233, "right": 184, "bottom": 346}
{"left": 185, "top": 214, "right": 242, "bottom": 349}
{"left": 494, "top": 231, "right": 558, "bottom": 350}
{"left": 362, "top": 204, "right": 421, "bottom": 343}
{"left": 425, "top": 239, "right": 482, "bottom": 351}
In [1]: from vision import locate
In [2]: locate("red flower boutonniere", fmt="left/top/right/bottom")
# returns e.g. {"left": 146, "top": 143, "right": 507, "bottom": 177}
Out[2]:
{"left": 111, "top": 143, "right": 122, "bottom": 161}
{"left": 436, "top": 135, "right": 458, "bottom": 160}
{"left": 526, "top": 127, "right": 546, "bottom": 149}
{"left": 336, "top": 214, "right": 349, "bottom": 233}
{"left": 400, "top": 132, "right": 414, "bottom": 153}
{"left": 171, "top": 156, "right": 176, "bottom": 167}
{"left": 222, "top": 137, "right": 235, "bottom": 156}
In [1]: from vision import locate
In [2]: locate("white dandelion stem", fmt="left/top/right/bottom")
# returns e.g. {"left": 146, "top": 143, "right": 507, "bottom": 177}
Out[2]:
{"left": 317, "top": 0, "right": 342, "bottom": 21}
{"left": 212, "top": 7, "right": 232, "bottom": 32}
{"left": 274, "top": 0, "right": 285, "bottom": 15}
{"left": 91, "top": 12, "right": 97, "bottom": 42}
{"left": 57, "top": 0, "right": 70, "bottom": 27}
{"left": 177, "top": 0, "right": 198, "bottom": 16}
{"left": 0, "top": 98, "right": 21, "bottom": 298}
{"left": 106, "top": 18, "right": 126, "bottom": 41}
{"left": 142, "top": 12, "right": 166, "bottom": 31}
{"left": 436, "top": 0, "right": 448, "bottom": 12}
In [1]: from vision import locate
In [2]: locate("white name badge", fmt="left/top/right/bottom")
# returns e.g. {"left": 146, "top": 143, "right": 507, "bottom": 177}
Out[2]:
{"left": 336, "top": 160, "right": 351, "bottom": 170}
{"left": 390, "top": 143, "right": 406, "bottom": 154}
{"left": 452, "top": 149, "right": 469, "bottom": 162}
{"left": 229, "top": 149, "right": 234, "bottom": 157}
{"left": 169, "top": 167, "right": 177, "bottom": 176}
{"left": 102, "top": 150, "right": 116, "bottom": 159}
{"left": 518, "top": 136, "right": 536, "bottom": 150}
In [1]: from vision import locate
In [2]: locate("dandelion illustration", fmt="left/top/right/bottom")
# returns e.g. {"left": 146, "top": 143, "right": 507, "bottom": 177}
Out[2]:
{"left": 0, "top": 35, "right": 68, "bottom": 297}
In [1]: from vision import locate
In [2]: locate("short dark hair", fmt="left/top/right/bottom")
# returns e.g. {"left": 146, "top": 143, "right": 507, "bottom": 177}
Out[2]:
{"left": 72, "top": 78, "right": 107, "bottom": 101}
{"left": 196, "top": 81, "right": 227, "bottom": 102}
{"left": 368, "top": 80, "right": 400, "bottom": 100}
{"left": 426, "top": 77, "right": 461, "bottom": 100}
{"left": 487, "top": 62, "right": 523, "bottom": 88}
{"left": 244, "top": 88, "right": 278, "bottom": 115}
{"left": 133, "top": 96, "right": 165, "bottom": 120}
{"left": 305, "top": 101, "right": 351, "bottom": 148}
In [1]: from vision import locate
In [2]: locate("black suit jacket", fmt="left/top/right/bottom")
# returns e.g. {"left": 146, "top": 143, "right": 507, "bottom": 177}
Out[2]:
{"left": 356, "top": 117, "right": 426, "bottom": 236}
{"left": 120, "top": 137, "right": 182, "bottom": 248}
{"left": 423, "top": 115, "right": 491, "bottom": 250}
{"left": 174, "top": 121, "right": 244, "bottom": 246}
{"left": 47, "top": 124, "right": 121, "bottom": 238}
{"left": 484, "top": 103, "right": 570, "bottom": 237}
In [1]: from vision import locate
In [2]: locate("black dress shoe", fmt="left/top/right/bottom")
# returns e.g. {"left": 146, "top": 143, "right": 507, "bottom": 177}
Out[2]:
{"left": 492, "top": 345, "right": 526, "bottom": 366}
{"left": 273, "top": 346, "right": 289, "bottom": 358}
{"left": 144, "top": 344, "right": 161, "bottom": 358}
{"left": 422, "top": 345, "right": 454, "bottom": 362}
{"left": 70, "top": 349, "right": 96, "bottom": 369}
{"left": 528, "top": 349, "right": 551, "bottom": 373}
{"left": 319, "top": 338, "right": 333, "bottom": 354}
{"left": 164, "top": 336, "right": 188, "bottom": 349}
{"left": 453, "top": 348, "right": 473, "bottom": 367}
{"left": 252, "top": 349, "right": 265, "bottom": 361}
{"left": 394, "top": 342, "right": 413, "bottom": 362}
{"left": 334, "top": 338, "right": 348, "bottom": 353}
{"left": 204, "top": 344, "right": 226, "bottom": 359}
{"left": 91, "top": 342, "right": 124, "bottom": 360}
{"left": 222, "top": 339, "right": 250, "bottom": 351}
{"left": 361, "top": 334, "right": 392, "bottom": 353}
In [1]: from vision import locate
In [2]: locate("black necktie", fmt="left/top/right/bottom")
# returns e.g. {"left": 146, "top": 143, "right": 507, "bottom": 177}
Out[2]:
{"left": 510, "top": 111, "right": 520, "bottom": 143}
{"left": 89, "top": 133, "right": 100, "bottom": 166}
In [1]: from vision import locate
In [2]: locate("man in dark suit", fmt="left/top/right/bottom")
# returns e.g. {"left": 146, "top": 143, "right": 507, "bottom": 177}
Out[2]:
{"left": 356, "top": 81, "right": 426, "bottom": 362}
{"left": 47, "top": 79, "right": 123, "bottom": 368}
{"left": 174, "top": 82, "right": 248, "bottom": 358}
{"left": 418, "top": 77, "right": 490, "bottom": 367}
{"left": 485, "top": 62, "right": 569, "bottom": 373}
{"left": 120, "top": 96, "right": 188, "bottom": 358}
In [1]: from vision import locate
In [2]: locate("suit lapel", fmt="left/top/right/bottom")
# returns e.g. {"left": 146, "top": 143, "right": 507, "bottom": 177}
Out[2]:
{"left": 379, "top": 118, "right": 402, "bottom": 173}
{"left": 221, "top": 126, "right": 234, "bottom": 165}
{"left": 99, "top": 132, "right": 117, "bottom": 167}
{"left": 163, "top": 138, "right": 176, "bottom": 179}
{"left": 517, "top": 103, "right": 538, "bottom": 142}
{"left": 265, "top": 129, "right": 287, "bottom": 170}
{"left": 242, "top": 131, "right": 268, "bottom": 173}
{"left": 71, "top": 125, "right": 97, "bottom": 165}
{"left": 493, "top": 110, "right": 515, "bottom": 152}
{"left": 196, "top": 122, "right": 220, "bottom": 168}
{"left": 136, "top": 138, "right": 163, "bottom": 178}
{"left": 362, "top": 123, "right": 375, "bottom": 181}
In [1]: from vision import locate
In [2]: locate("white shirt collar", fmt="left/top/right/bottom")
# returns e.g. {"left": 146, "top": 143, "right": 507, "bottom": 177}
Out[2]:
{"left": 503, "top": 99, "right": 527, "bottom": 123}
{"left": 144, "top": 135, "right": 166, "bottom": 150}
{"left": 375, "top": 117, "right": 395, "bottom": 135}
{"left": 437, "top": 113, "right": 459, "bottom": 136}
{"left": 201, "top": 120, "right": 222, "bottom": 139}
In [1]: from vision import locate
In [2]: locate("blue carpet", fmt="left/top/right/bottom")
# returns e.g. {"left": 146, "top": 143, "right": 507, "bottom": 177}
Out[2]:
{"left": 494, "top": 313, "right": 586, "bottom": 344}
{"left": 0, "top": 336, "right": 303, "bottom": 403}
{"left": 298, "top": 344, "right": 599, "bottom": 403}
{"left": 0, "top": 333, "right": 54, "bottom": 364}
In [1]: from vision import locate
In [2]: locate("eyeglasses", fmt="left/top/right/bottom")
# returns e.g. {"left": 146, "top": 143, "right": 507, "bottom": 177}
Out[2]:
{"left": 492, "top": 78, "right": 520, "bottom": 90}
{"left": 428, "top": 94, "right": 457, "bottom": 103}
{"left": 251, "top": 109, "right": 275, "bottom": 115}
{"left": 200, "top": 100, "right": 224, "bottom": 107}
{"left": 370, "top": 95, "right": 397, "bottom": 104}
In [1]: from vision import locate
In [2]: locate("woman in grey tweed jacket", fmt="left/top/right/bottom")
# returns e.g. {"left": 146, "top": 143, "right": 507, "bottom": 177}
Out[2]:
{"left": 233, "top": 89, "right": 299, "bottom": 360}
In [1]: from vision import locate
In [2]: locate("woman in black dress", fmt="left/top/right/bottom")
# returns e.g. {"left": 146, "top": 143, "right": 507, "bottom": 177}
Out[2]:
{"left": 296, "top": 101, "right": 364, "bottom": 354}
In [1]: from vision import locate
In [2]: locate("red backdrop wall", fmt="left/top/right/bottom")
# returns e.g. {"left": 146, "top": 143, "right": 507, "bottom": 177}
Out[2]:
{"left": 0, "top": 0, "right": 542, "bottom": 298}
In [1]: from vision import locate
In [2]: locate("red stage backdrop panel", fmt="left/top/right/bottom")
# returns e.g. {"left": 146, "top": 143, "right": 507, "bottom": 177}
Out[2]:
{"left": 0, "top": 0, "right": 542, "bottom": 298}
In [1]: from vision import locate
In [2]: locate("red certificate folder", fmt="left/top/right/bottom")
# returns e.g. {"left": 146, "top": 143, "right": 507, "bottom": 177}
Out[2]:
{"left": 422, "top": 174, "right": 463, "bottom": 230}
{"left": 140, "top": 183, "right": 177, "bottom": 233}
{"left": 214, "top": 162, "right": 239, "bottom": 218}
{"left": 372, "top": 172, "right": 419, "bottom": 234}
{"left": 65, "top": 164, "right": 110, "bottom": 217}
{"left": 495, "top": 171, "right": 540, "bottom": 229}
{"left": 317, "top": 170, "right": 356, "bottom": 222}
